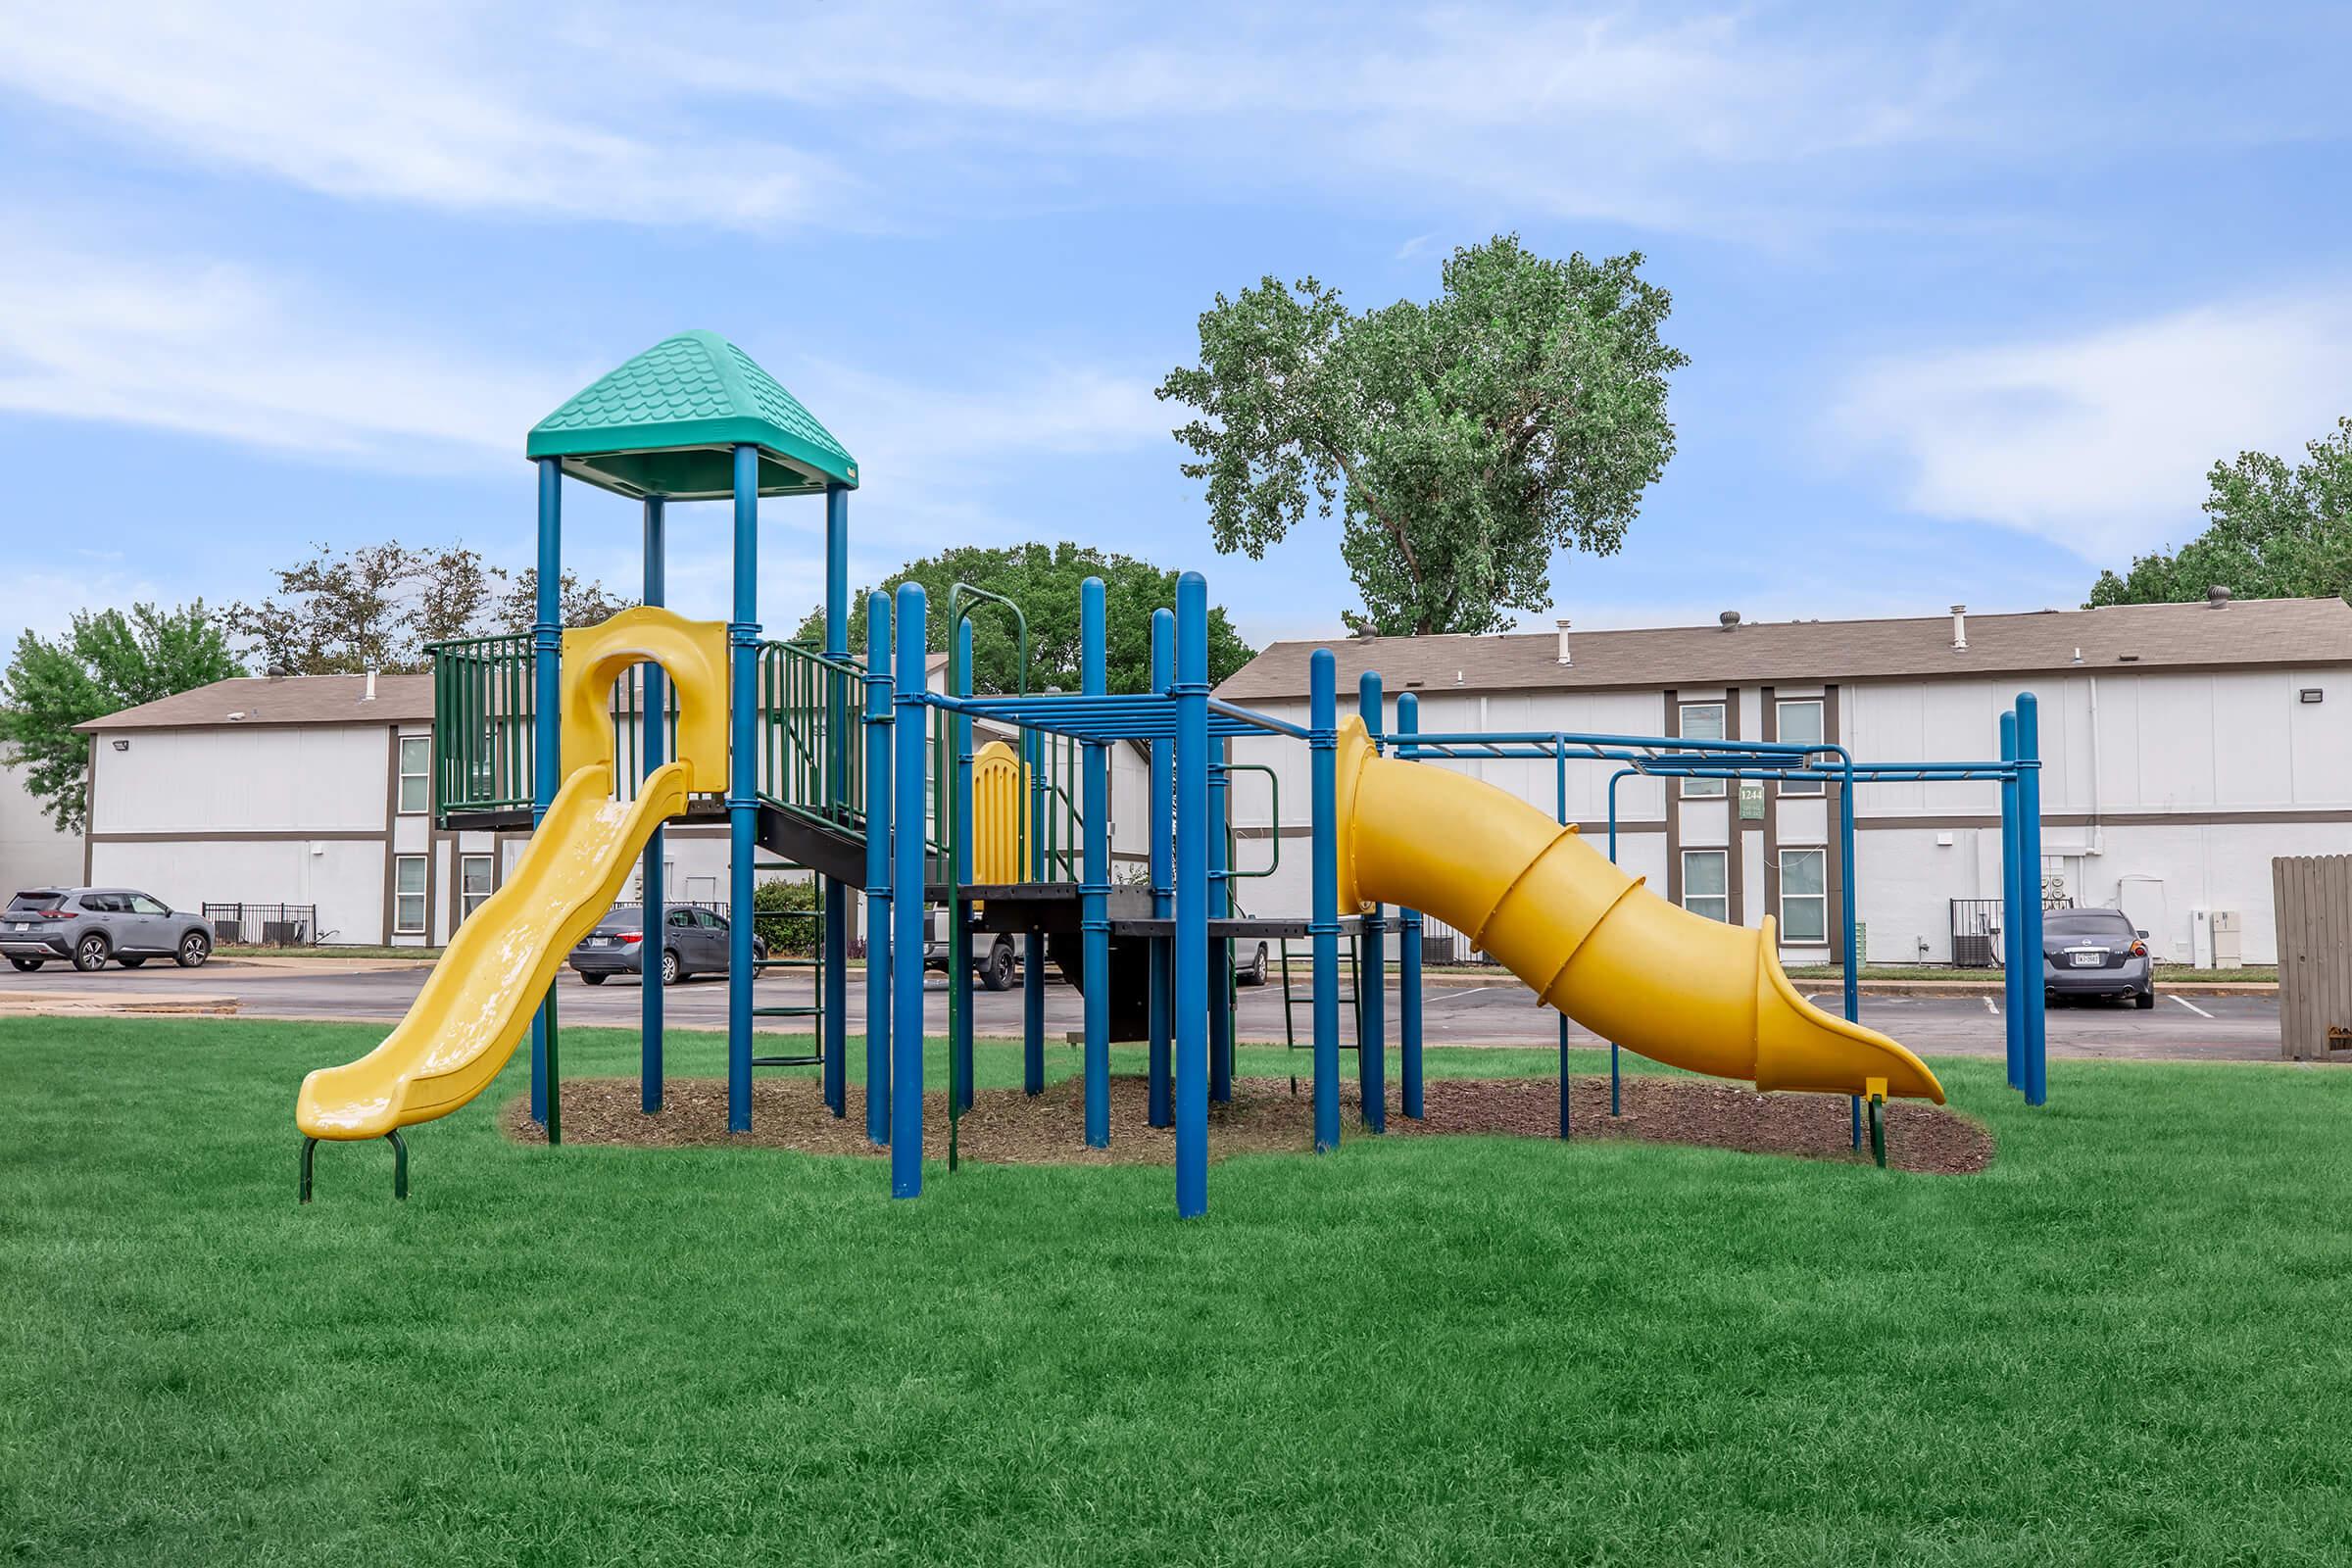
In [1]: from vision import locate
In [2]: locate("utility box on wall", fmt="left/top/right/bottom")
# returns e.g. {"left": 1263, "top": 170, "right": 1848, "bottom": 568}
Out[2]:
{"left": 2191, "top": 906, "right": 2244, "bottom": 970}
{"left": 2271, "top": 858, "right": 2352, "bottom": 1060}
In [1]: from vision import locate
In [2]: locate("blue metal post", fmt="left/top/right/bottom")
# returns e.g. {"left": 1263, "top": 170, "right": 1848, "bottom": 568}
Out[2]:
{"left": 2018, "top": 692, "right": 2049, "bottom": 1106}
{"left": 726, "top": 444, "right": 760, "bottom": 1134}
{"left": 863, "top": 593, "right": 893, "bottom": 1146}
{"left": 1357, "top": 670, "right": 1386, "bottom": 1134}
{"left": 1999, "top": 710, "right": 2024, "bottom": 1091}
{"left": 1148, "top": 608, "right": 1175, "bottom": 1129}
{"left": 1022, "top": 722, "right": 1047, "bottom": 1097}
{"left": 1208, "top": 738, "right": 1233, "bottom": 1104}
{"left": 640, "top": 495, "right": 666, "bottom": 1114}
{"left": 1308, "top": 651, "right": 1340, "bottom": 1152}
{"left": 1555, "top": 740, "right": 1571, "bottom": 1140}
{"left": 1080, "top": 576, "right": 1111, "bottom": 1148}
{"left": 821, "top": 484, "right": 851, "bottom": 1117}
{"left": 953, "top": 616, "right": 975, "bottom": 1112}
{"left": 1174, "top": 573, "right": 1211, "bottom": 1217}
{"left": 529, "top": 458, "right": 562, "bottom": 1137}
{"left": 1396, "top": 692, "right": 1424, "bottom": 1119}
{"left": 891, "top": 583, "right": 929, "bottom": 1197}
{"left": 1838, "top": 754, "right": 1861, "bottom": 1149}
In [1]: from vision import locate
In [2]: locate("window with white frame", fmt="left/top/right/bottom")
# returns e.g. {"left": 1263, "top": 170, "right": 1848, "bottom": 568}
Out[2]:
{"left": 393, "top": 855, "right": 428, "bottom": 934}
{"left": 397, "top": 735, "right": 431, "bottom": 814}
{"left": 1779, "top": 848, "right": 1827, "bottom": 943}
{"left": 460, "top": 854, "right": 494, "bottom": 922}
{"left": 1681, "top": 849, "right": 1729, "bottom": 922}
{"left": 1679, "top": 703, "right": 1726, "bottom": 797}
{"left": 1776, "top": 699, "right": 1825, "bottom": 795}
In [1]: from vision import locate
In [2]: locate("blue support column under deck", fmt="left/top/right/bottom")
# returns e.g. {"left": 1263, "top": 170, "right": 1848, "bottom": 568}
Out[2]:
{"left": 2017, "top": 692, "right": 2049, "bottom": 1106}
{"left": 1148, "top": 608, "right": 1175, "bottom": 1129}
{"left": 1554, "top": 742, "right": 1571, "bottom": 1140}
{"left": 1308, "top": 651, "right": 1341, "bottom": 1153}
{"left": 891, "top": 583, "right": 930, "bottom": 1197}
{"left": 1356, "top": 671, "right": 1386, "bottom": 1134}
{"left": 1080, "top": 576, "right": 1111, "bottom": 1148}
{"left": 1174, "top": 574, "right": 1211, "bottom": 1216}
{"left": 1999, "top": 710, "right": 2024, "bottom": 1091}
{"left": 821, "top": 484, "right": 851, "bottom": 1117}
{"left": 863, "top": 594, "right": 894, "bottom": 1146}
{"left": 1396, "top": 692, "right": 1424, "bottom": 1120}
{"left": 529, "top": 459, "right": 564, "bottom": 1138}
{"left": 640, "top": 496, "right": 666, "bottom": 1114}
{"left": 726, "top": 444, "right": 760, "bottom": 1134}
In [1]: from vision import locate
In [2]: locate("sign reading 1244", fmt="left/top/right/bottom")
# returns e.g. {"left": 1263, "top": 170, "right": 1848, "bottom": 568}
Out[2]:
{"left": 1738, "top": 781, "right": 1765, "bottom": 820}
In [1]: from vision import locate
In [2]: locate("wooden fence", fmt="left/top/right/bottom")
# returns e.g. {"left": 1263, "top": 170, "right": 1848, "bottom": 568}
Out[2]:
{"left": 2271, "top": 855, "right": 2352, "bottom": 1060}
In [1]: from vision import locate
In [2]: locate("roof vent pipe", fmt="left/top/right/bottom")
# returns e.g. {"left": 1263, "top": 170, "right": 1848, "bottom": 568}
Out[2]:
{"left": 1554, "top": 618, "right": 1572, "bottom": 665}
{"left": 363, "top": 669, "right": 377, "bottom": 702}
{"left": 2208, "top": 584, "right": 2231, "bottom": 609}
{"left": 1950, "top": 605, "right": 1968, "bottom": 651}
{"left": 1719, "top": 611, "right": 1740, "bottom": 631}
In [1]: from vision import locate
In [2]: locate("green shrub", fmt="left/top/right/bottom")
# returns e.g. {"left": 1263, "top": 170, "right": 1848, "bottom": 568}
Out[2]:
{"left": 753, "top": 876, "right": 821, "bottom": 956}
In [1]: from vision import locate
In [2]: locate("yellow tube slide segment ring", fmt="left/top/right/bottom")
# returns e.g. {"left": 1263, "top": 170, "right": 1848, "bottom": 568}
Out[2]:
{"left": 1330, "top": 718, "right": 1942, "bottom": 1103}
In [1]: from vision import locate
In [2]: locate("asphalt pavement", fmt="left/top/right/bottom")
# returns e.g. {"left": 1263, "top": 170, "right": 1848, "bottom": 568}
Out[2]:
{"left": 0, "top": 956, "right": 2287, "bottom": 1061}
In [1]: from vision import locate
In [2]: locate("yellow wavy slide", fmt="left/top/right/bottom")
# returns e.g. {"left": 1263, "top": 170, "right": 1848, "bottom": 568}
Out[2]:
{"left": 297, "top": 609, "right": 729, "bottom": 1142}
{"left": 1334, "top": 719, "right": 1942, "bottom": 1102}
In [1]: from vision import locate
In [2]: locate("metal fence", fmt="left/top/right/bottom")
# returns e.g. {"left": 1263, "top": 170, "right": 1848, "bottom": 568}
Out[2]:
{"left": 203, "top": 903, "right": 318, "bottom": 946}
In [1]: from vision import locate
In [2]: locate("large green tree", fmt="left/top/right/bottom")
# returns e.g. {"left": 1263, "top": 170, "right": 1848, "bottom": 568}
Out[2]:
{"left": 227, "top": 541, "right": 630, "bottom": 674}
{"left": 1157, "top": 234, "right": 1688, "bottom": 636}
{"left": 2088, "top": 417, "right": 2352, "bottom": 606}
{"left": 798, "top": 543, "right": 1255, "bottom": 695}
{"left": 1, "top": 603, "right": 244, "bottom": 833}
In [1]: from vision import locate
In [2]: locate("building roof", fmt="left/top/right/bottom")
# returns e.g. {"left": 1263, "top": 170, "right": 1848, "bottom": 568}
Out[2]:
{"left": 526, "top": 330, "right": 858, "bottom": 501}
{"left": 1214, "top": 596, "right": 2352, "bottom": 702}
{"left": 78, "top": 674, "right": 435, "bottom": 732}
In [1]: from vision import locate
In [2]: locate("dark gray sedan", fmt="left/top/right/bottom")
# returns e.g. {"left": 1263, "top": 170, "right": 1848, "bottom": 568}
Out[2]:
{"left": 2, "top": 887, "right": 214, "bottom": 973}
{"left": 2042, "top": 907, "right": 2154, "bottom": 1007}
{"left": 568, "top": 905, "right": 767, "bottom": 986}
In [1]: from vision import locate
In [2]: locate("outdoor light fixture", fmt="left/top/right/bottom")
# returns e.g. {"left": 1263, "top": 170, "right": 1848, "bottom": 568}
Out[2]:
{"left": 112, "top": 739, "right": 129, "bottom": 751}
{"left": 2301, "top": 689, "right": 2324, "bottom": 704}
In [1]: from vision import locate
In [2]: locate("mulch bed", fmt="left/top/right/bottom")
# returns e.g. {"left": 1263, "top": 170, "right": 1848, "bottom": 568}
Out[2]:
{"left": 503, "top": 1071, "right": 1992, "bottom": 1175}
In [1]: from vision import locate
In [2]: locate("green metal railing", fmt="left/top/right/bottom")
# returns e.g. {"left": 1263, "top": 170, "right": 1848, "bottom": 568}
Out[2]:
{"left": 430, "top": 632, "right": 535, "bottom": 816}
{"left": 759, "top": 640, "right": 863, "bottom": 830}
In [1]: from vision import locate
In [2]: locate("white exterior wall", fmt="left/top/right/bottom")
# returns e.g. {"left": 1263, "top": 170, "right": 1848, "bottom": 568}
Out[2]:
{"left": 90, "top": 726, "right": 387, "bottom": 835}
{"left": 0, "top": 760, "right": 80, "bottom": 891}
{"left": 88, "top": 837, "right": 390, "bottom": 945}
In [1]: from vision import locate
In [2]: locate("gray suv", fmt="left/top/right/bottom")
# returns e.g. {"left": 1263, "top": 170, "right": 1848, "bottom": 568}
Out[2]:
{"left": 3, "top": 887, "right": 215, "bottom": 973}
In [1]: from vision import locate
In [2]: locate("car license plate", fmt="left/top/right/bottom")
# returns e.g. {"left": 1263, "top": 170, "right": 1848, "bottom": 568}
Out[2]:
{"left": 2068, "top": 950, "right": 2104, "bottom": 967}
{"left": 8, "top": 922, "right": 28, "bottom": 933}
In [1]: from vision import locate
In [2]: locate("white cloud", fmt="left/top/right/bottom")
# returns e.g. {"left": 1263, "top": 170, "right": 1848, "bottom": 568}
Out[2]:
{"left": 1831, "top": 290, "right": 2352, "bottom": 559}
{"left": 0, "top": 236, "right": 568, "bottom": 464}
{"left": 0, "top": 2, "right": 849, "bottom": 228}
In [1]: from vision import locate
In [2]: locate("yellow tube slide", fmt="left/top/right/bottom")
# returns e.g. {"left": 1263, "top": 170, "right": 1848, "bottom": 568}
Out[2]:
{"left": 1334, "top": 719, "right": 1941, "bottom": 1102}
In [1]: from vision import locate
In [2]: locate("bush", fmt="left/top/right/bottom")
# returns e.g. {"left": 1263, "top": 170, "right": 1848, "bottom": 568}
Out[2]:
{"left": 753, "top": 877, "right": 821, "bottom": 956}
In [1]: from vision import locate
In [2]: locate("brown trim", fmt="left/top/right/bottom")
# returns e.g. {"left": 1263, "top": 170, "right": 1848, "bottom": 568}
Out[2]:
{"left": 1724, "top": 688, "right": 1742, "bottom": 925}
{"left": 1663, "top": 690, "right": 1681, "bottom": 905}
{"left": 1824, "top": 685, "right": 1844, "bottom": 956}
{"left": 1856, "top": 808, "right": 2352, "bottom": 830}
{"left": 1233, "top": 820, "right": 1665, "bottom": 841}
{"left": 87, "top": 829, "right": 388, "bottom": 844}
{"left": 81, "top": 737, "right": 95, "bottom": 883}
{"left": 1760, "top": 686, "right": 1777, "bottom": 935}
{"left": 80, "top": 713, "right": 437, "bottom": 735}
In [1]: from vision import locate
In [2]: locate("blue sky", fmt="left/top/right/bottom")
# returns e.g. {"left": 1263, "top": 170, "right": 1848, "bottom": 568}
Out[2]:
{"left": 3, "top": 1, "right": 2348, "bottom": 657}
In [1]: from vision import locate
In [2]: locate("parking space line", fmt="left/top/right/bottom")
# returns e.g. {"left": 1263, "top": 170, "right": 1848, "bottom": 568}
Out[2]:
{"left": 1983, "top": 996, "right": 1998, "bottom": 1014}
{"left": 2170, "top": 995, "right": 2215, "bottom": 1019}
{"left": 1428, "top": 986, "right": 1498, "bottom": 1004}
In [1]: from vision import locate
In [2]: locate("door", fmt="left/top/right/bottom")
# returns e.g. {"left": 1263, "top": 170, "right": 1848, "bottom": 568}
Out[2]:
{"left": 696, "top": 907, "right": 731, "bottom": 969}
{"left": 664, "top": 906, "right": 698, "bottom": 975}
{"left": 124, "top": 893, "right": 176, "bottom": 954}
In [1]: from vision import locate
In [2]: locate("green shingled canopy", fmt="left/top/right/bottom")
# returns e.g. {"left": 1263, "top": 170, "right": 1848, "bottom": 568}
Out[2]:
{"left": 526, "top": 330, "right": 858, "bottom": 500}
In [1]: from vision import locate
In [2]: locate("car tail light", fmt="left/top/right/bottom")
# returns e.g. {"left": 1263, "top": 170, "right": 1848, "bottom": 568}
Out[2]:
{"left": 2130, "top": 940, "right": 2147, "bottom": 957}
{"left": 620, "top": 933, "right": 643, "bottom": 944}
{"left": 36, "top": 908, "right": 76, "bottom": 920}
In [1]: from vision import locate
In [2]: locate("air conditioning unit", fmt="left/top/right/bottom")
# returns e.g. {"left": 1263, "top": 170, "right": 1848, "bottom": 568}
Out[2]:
{"left": 2190, "top": 907, "right": 2244, "bottom": 969}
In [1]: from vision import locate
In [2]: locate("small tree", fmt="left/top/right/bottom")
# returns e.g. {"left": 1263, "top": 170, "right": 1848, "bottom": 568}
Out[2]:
{"left": 797, "top": 542, "right": 1255, "bottom": 695}
{"left": 0, "top": 603, "right": 244, "bottom": 833}
{"left": 2088, "top": 417, "right": 2352, "bottom": 605}
{"left": 1158, "top": 234, "right": 1687, "bottom": 635}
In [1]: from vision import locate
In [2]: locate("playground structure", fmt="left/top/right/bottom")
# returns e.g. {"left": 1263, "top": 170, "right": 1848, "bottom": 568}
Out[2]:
{"left": 296, "top": 331, "right": 2051, "bottom": 1215}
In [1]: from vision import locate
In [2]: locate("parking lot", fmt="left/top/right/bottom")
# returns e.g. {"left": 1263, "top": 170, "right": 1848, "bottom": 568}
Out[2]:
{"left": 0, "top": 958, "right": 2285, "bottom": 1062}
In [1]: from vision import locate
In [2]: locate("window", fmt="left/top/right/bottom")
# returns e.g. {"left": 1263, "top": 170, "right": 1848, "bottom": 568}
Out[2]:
{"left": 128, "top": 895, "right": 170, "bottom": 915}
{"left": 459, "top": 855, "right": 494, "bottom": 922}
{"left": 80, "top": 893, "right": 126, "bottom": 913}
{"left": 1679, "top": 703, "right": 1726, "bottom": 797}
{"left": 1779, "top": 849, "right": 1827, "bottom": 944}
{"left": 393, "top": 856, "right": 428, "bottom": 935}
{"left": 397, "top": 735, "right": 431, "bottom": 814}
{"left": 1776, "top": 699, "right": 1825, "bottom": 795}
{"left": 1681, "top": 850, "right": 1729, "bottom": 922}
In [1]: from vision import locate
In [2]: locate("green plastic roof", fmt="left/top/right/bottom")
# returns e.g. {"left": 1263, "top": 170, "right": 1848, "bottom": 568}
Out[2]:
{"left": 526, "top": 330, "right": 858, "bottom": 500}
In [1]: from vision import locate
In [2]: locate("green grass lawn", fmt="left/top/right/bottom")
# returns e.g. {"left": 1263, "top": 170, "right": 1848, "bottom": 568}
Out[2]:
{"left": 4, "top": 1018, "right": 2348, "bottom": 1566}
